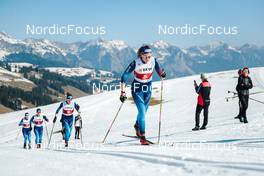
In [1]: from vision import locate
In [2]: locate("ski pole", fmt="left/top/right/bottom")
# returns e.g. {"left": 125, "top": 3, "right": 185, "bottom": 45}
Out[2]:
{"left": 102, "top": 103, "right": 124, "bottom": 143}
{"left": 80, "top": 128, "right": 84, "bottom": 147}
{"left": 158, "top": 79, "right": 164, "bottom": 144}
{"left": 48, "top": 120, "right": 55, "bottom": 148}
{"left": 15, "top": 129, "right": 21, "bottom": 141}
{"left": 249, "top": 97, "right": 264, "bottom": 105}
{"left": 80, "top": 117, "right": 84, "bottom": 147}
{"left": 228, "top": 90, "right": 264, "bottom": 96}
{"left": 44, "top": 120, "right": 49, "bottom": 142}
{"left": 225, "top": 96, "right": 238, "bottom": 102}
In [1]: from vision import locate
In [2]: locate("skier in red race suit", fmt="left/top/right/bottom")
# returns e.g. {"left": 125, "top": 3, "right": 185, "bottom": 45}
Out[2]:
{"left": 192, "top": 73, "right": 211, "bottom": 131}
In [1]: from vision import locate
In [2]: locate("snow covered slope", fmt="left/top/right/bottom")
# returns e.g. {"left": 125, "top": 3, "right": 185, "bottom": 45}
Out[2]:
{"left": 1, "top": 68, "right": 264, "bottom": 176}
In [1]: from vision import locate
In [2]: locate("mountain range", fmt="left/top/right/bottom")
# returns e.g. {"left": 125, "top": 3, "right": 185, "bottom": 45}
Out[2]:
{"left": 1, "top": 31, "right": 264, "bottom": 78}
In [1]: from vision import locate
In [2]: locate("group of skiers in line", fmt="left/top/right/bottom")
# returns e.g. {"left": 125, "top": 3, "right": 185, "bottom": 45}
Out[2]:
{"left": 18, "top": 45, "right": 254, "bottom": 146}
{"left": 19, "top": 93, "right": 82, "bottom": 149}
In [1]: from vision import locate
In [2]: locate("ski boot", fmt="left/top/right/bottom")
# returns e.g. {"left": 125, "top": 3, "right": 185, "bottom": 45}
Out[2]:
{"left": 200, "top": 126, "right": 206, "bottom": 130}
{"left": 134, "top": 123, "right": 141, "bottom": 137}
{"left": 28, "top": 144, "right": 31, "bottom": 149}
{"left": 23, "top": 143, "right": 27, "bottom": 149}
{"left": 192, "top": 126, "right": 200, "bottom": 131}
{"left": 65, "top": 141, "right": 69, "bottom": 147}
{"left": 243, "top": 117, "right": 248, "bottom": 123}
{"left": 140, "top": 135, "right": 150, "bottom": 145}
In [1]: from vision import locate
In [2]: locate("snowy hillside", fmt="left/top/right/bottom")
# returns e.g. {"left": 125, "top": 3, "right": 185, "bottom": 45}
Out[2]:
{"left": 0, "top": 67, "right": 35, "bottom": 90}
{"left": 45, "top": 67, "right": 113, "bottom": 77}
{"left": 1, "top": 68, "right": 264, "bottom": 176}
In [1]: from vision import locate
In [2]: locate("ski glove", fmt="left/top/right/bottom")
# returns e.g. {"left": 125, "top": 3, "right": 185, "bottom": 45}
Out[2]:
{"left": 160, "top": 69, "right": 166, "bottom": 78}
{"left": 120, "top": 91, "right": 127, "bottom": 103}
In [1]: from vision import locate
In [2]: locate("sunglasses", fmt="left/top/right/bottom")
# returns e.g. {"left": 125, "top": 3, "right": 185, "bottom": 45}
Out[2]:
{"left": 142, "top": 55, "right": 151, "bottom": 59}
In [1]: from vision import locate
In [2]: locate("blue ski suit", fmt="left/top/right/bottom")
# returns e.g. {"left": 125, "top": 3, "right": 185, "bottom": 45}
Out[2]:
{"left": 19, "top": 117, "right": 32, "bottom": 145}
{"left": 121, "top": 57, "right": 163, "bottom": 134}
{"left": 30, "top": 114, "right": 49, "bottom": 144}
{"left": 56, "top": 101, "right": 80, "bottom": 141}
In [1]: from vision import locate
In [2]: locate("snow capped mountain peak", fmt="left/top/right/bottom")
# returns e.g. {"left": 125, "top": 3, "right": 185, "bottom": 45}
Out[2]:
{"left": 187, "top": 46, "right": 209, "bottom": 57}
{"left": 108, "top": 40, "right": 128, "bottom": 50}
{"left": 83, "top": 38, "right": 128, "bottom": 51}
{"left": 209, "top": 41, "right": 226, "bottom": 50}
{"left": 23, "top": 38, "right": 67, "bottom": 56}
{"left": 0, "top": 31, "right": 25, "bottom": 45}
{"left": 240, "top": 43, "right": 258, "bottom": 50}
{"left": 152, "top": 40, "right": 170, "bottom": 49}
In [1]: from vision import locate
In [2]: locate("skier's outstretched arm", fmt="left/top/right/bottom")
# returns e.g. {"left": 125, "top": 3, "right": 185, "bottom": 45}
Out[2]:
{"left": 55, "top": 102, "right": 63, "bottom": 115}
{"left": 18, "top": 119, "right": 23, "bottom": 126}
{"left": 30, "top": 116, "right": 34, "bottom": 123}
{"left": 195, "top": 84, "right": 202, "bottom": 94}
{"left": 121, "top": 60, "right": 136, "bottom": 85}
{"left": 74, "top": 103, "right": 80, "bottom": 113}
{"left": 154, "top": 58, "right": 166, "bottom": 79}
{"left": 120, "top": 60, "right": 136, "bottom": 102}
{"left": 43, "top": 115, "right": 49, "bottom": 122}
{"left": 53, "top": 102, "right": 63, "bottom": 123}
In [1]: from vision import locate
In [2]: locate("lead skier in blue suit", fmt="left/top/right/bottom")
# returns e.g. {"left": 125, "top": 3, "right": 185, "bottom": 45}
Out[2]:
{"left": 120, "top": 45, "right": 166, "bottom": 145}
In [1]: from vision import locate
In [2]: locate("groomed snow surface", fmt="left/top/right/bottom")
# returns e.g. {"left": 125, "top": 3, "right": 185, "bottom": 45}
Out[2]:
{"left": 1, "top": 68, "right": 264, "bottom": 176}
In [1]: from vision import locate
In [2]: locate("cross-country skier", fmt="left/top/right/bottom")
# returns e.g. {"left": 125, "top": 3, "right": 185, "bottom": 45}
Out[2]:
{"left": 120, "top": 45, "right": 166, "bottom": 145}
{"left": 192, "top": 73, "right": 211, "bottom": 131}
{"left": 53, "top": 93, "right": 80, "bottom": 147}
{"left": 235, "top": 69, "right": 243, "bottom": 121}
{"left": 74, "top": 114, "right": 82, "bottom": 139}
{"left": 30, "top": 108, "right": 49, "bottom": 148}
{"left": 236, "top": 67, "right": 253, "bottom": 123}
{"left": 19, "top": 112, "right": 32, "bottom": 149}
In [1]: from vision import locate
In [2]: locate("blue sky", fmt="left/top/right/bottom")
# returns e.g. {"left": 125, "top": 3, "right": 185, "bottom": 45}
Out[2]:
{"left": 0, "top": 0, "right": 263, "bottom": 47}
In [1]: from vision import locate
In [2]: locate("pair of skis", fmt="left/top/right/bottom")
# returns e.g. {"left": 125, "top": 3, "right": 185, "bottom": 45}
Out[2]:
{"left": 122, "top": 134, "right": 155, "bottom": 145}
{"left": 102, "top": 79, "right": 164, "bottom": 145}
{"left": 47, "top": 115, "right": 84, "bottom": 148}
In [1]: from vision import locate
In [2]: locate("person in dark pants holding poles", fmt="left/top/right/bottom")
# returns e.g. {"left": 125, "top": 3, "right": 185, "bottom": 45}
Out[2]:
{"left": 192, "top": 73, "right": 211, "bottom": 131}
{"left": 235, "top": 69, "right": 243, "bottom": 122}
{"left": 236, "top": 67, "right": 253, "bottom": 123}
{"left": 74, "top": 114, "right": 82, "bottom": 139}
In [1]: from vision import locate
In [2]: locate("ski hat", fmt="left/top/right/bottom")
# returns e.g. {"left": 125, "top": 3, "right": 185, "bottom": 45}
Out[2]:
{"left": 66, "top": 93, "right": 73, "bottom": 100}
{"left": 138, "top": 45, "right": 152, "bottom": 55}
{"left": 36, "top": 108, "right": 41, "bottom": 113}
{"left": 200, "top": 73, "right": 208, "bottom": 80}
{"left": 25, "top": 112, "right": 29, "bottom": 117}
{"left": 243, "top": 67, "right": 250, "bottom": 74}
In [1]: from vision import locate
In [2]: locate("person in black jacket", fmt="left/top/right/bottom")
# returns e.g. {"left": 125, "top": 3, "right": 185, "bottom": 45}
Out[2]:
{"left": 192, "top": 73, "right": 211, "bottom": 131}
{"left": 236, "top": 67, "right": 253, "bottom": 123}
{"left": 235, "top": 69, "right": 243, "bottom": 122}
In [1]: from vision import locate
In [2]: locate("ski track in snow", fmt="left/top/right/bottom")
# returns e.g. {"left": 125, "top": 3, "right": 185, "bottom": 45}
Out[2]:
{"left": 1, "top": 68, "right": 264, "bottom": 176}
